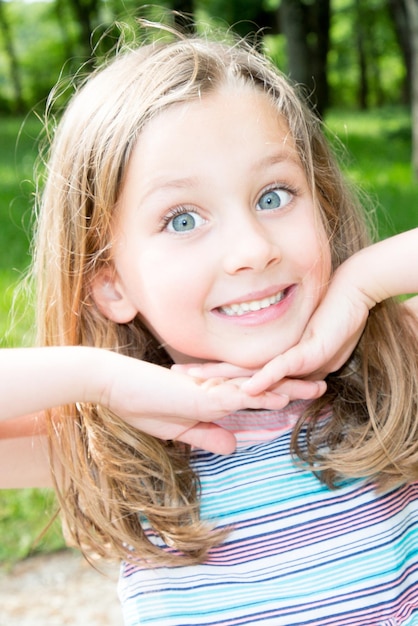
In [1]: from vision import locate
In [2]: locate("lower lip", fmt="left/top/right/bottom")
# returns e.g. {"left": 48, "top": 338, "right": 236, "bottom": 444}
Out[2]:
{"left": 212, "top": 285, "right": 296, "bottom": 327}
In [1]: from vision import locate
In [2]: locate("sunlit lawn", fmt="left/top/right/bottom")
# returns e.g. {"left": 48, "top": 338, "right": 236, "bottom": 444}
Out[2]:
{"left": 0, "top": 106, "right": 416, "bottom": 565}
{"left": 326, "top": 106, "right": 417, "bottom": 237}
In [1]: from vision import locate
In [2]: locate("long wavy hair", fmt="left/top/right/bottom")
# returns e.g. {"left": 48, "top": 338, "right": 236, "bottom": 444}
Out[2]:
{"left": 33, "top": 27, "right": 418, "bottom": 566}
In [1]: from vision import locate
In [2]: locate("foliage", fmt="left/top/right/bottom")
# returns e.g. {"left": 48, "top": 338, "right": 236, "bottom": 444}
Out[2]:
{"left": 329, "top": 0, "right": 406, "bottom": 108}
{"left": 0, "top": 489, "right": 65, "bottom": 567}
{"left": 0, "top": 113, "right": 41, "bottom": 345}
{"left": 0, "top": 1, "right": 79, "bottom": 112}
{"left": 0, "top": 0, "right": 410, "bottom": 112}
{"left": 326, "top": 106, "right": 418, "bottom": 238}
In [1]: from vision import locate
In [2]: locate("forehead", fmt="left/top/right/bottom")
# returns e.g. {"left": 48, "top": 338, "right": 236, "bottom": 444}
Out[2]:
{"left": 131, "top": 85, "right": 298, "bottom": 168}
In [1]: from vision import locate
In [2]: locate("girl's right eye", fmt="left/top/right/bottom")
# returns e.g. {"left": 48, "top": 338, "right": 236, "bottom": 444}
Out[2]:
{"left": 164, "top": 209, "right": 206, "bottom": 233}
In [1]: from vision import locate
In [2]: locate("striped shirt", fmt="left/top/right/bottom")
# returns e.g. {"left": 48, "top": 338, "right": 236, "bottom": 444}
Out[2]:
{"left": 118, "top": 401, "right": 418, "bottom": 625}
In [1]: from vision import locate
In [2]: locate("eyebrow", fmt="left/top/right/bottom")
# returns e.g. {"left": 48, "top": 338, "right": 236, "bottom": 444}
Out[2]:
{"left": 140, "top": 148, "right": 302, "bottom": 203}
{"left": 256, "top": 149, "right": 302, "bottom": 170}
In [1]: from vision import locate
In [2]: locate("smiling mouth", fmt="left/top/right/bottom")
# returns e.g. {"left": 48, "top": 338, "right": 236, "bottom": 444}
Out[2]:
{"left": 217, "top": 288, "right": 289, "bottom": 316}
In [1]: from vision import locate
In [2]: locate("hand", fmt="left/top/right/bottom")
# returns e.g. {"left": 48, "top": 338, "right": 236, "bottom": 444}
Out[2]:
{"left": 172, "top": 362, "right": 326, "bottom": 399}
{"left": 98, "top": 353, "right": 300, "bottom": 455}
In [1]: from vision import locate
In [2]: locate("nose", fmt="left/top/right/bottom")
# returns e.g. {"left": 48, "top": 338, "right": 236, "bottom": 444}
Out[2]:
{"left": 221, "top": 212, "right": 282, "bottom": 275}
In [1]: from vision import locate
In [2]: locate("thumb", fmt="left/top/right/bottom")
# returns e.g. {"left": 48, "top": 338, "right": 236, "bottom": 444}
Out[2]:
{"left": 178, "top": 422, "right": 237, "bottom": 455}
{"left": 242, "top": 343, "right": 319, "bottom": 395}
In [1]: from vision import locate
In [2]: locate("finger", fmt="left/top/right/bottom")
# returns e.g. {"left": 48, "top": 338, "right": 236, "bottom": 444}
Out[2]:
{"left": 269, "top": 378, "right": 327, "bottom": 400}
{"left": 172, "top": 362, "right": 256, "bottom": 380}
{"left": 242, "top": 343, "right": 325, "bottom": 395}
{"left": 178, "top": 422, "right": 237, "bottom": 455}
{"left": 241, "top": 355, "right": 295, "bottom": 395}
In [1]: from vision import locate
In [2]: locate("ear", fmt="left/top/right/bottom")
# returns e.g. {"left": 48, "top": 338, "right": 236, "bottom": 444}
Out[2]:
{"left": 90, "top": 267, "right": 138, "bottom": 323}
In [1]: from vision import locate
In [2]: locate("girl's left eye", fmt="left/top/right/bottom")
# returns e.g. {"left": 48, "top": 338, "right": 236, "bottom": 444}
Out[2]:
{"left": 257, "top": 187, "right": 292, "bottom": 211}
{"left": 165, "top": 210, "right": 206, "bottom": 233}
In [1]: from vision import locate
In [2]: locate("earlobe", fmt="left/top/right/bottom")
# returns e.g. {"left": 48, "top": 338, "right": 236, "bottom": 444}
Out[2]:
{"left": 91, "top": 268, "right": 138, "bottom": 323}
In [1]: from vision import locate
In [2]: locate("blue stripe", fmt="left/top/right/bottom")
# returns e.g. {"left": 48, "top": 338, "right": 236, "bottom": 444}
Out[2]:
{"left": 119, "top": 428, "right": 418, "bottom": 625}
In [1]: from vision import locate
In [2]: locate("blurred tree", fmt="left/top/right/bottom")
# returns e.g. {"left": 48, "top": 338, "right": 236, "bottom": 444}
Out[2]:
{"left": 65, "top": 0, "right": 101, "bottom": 60}
{"left": 279, "top": 0, "right": 330, "bottom": 116}
{"left": 388, "top": 0, "right": 411, "bottom": 103}
{"left": 54, "top": 0, "right": 78, "bottom": 62}
{"left": 199, "top": 0, "right": 278, "bottom": 40}
{"left": 0, "top": 0, "right": 24, "bottom": 112}
{"left": 0, "top": 0, "right": 410, "bottom": 118}
{"left": 329, "top": 0, "right": 404, "bottom": 109}
{"left": 404, "top": 0, "right": 418, "bottom": 178}
{"left": 354, "top": 0, "right": 388, "bottom": 109}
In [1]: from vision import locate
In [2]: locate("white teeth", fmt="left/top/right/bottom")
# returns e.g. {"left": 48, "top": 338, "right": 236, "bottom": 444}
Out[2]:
{"left": 219, "top": 291, "right": 285, "bottom": 316}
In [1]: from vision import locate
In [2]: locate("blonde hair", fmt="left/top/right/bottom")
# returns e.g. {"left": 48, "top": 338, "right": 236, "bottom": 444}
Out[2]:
{"left": 34, "top": 28, "right": 418, "bottom": 566}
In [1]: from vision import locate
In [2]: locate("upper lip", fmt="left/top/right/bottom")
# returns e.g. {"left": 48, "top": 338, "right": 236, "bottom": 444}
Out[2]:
{"left": 213, "top": 284, "right": 292, "bottom": 310}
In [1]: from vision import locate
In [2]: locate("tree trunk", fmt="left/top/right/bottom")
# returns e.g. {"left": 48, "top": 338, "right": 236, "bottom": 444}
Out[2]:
{"left": 404, "top": 0, "right": 418, "bottom": 179}
{"left": 355, "top": 0, "right": 368, "bottom": 109}
{"left": 66, "top": 0, "right": 100, "bottom": 59}
{"left": 172, "top": 0, "right": 195, "bottom": 32}
{"left": 54, "top": 0, "right": 76, "bottom": 62}
{"left": 279, "top": 0, "right": 330, "bottom": 116}
{"left": 311, "top": 0, "right": 330, "bottom": 114}
{"left": 280, "top": 0, "right": 311, "bottom": 87}
{"left": 388, "top": 0, "right": 412, "bottom": 104}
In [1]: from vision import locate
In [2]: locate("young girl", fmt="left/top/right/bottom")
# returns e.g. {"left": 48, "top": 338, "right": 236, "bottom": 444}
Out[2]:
{"left": 34, "top": 29, "right": 418, "bottom": 625}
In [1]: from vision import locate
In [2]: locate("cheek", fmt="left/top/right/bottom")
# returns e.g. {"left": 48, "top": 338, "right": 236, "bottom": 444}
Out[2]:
{"left": 288, "top": 219, "right": 330, "bottom": 274}
{"left": 135, "top": 259, "right": 205, "bottom": 329}
{"left": 315, "top": 224, "right": 332, "bottom": 285}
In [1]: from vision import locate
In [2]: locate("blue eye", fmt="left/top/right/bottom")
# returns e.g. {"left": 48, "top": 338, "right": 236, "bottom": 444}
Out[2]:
{"left": 166, "top": 210, "right": 205, "bottom": 233}
{"left": 257, "top": 188, "right": 292, "bottom": 211}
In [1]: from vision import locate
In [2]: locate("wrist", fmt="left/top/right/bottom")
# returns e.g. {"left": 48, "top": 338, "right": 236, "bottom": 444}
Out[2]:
{"left": 332, "top": 256, "right": 377, "bottom": 314}
{"left": 336, "top": 248, "right": 387, "bottom": 311}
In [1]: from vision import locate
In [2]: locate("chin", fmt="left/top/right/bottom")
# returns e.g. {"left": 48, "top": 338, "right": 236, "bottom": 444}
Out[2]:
{"left": 231, "top": 346, "right": 297, "bottom": 370}
{"left": 227, "top": 353, "right": 279, "bottom": 370}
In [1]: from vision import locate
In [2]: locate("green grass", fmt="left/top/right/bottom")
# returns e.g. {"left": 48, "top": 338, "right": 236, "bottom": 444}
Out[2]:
{"left": 0, "top": 106, "right": 416, "bottom": 566}
{"left": 326, "top": 106, "right": 418, "bottom": 238}
{"left": 0, "top": 489, "right": 64, "bottom": 566}
{"left": 0, "top": 113, "right": 42, "bottom": 347}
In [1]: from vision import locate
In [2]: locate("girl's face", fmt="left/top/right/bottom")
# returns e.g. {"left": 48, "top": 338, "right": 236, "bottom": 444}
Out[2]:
{"left": 101, "top": 86, "right": 331, "bottom": 368}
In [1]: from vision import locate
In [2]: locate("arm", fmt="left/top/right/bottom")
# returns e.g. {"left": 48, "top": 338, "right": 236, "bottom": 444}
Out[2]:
{"left": 340, "top": 227, "right": 418, "bottom": 304}
{"left": 0, "top": 434, "right": 51, "bottom": 488}
{"left": 0, "top": 411, "right": 51, "bottom": 488}
{"left": 0, "top": 346, "right": 115, "bottom": 420}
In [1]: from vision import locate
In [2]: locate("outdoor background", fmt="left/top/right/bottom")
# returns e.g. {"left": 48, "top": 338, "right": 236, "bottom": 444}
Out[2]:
{"left": 0, "top": 0, "right": 417, "bottom": 568}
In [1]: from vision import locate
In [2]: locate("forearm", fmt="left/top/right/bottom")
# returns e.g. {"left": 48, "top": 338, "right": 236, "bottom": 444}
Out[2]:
{"left": 0, "top": 346, "right": 111, "bottom": 421}
{"left": 0, "top": 434, "right": 52, "bottom": 488}
{"left": 0, "top": 412, "right": 46, "bottom": 438}
{"left": 338, "top": 228, "right": 418, "bottom": 306}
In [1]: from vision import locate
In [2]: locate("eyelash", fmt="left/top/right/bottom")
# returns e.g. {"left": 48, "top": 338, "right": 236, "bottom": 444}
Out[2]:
{"left": 258, "top": 183, "right": 298, "bottom": 203}
{"left": 160, "top": 206, "right": 201, "bottom": 229}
